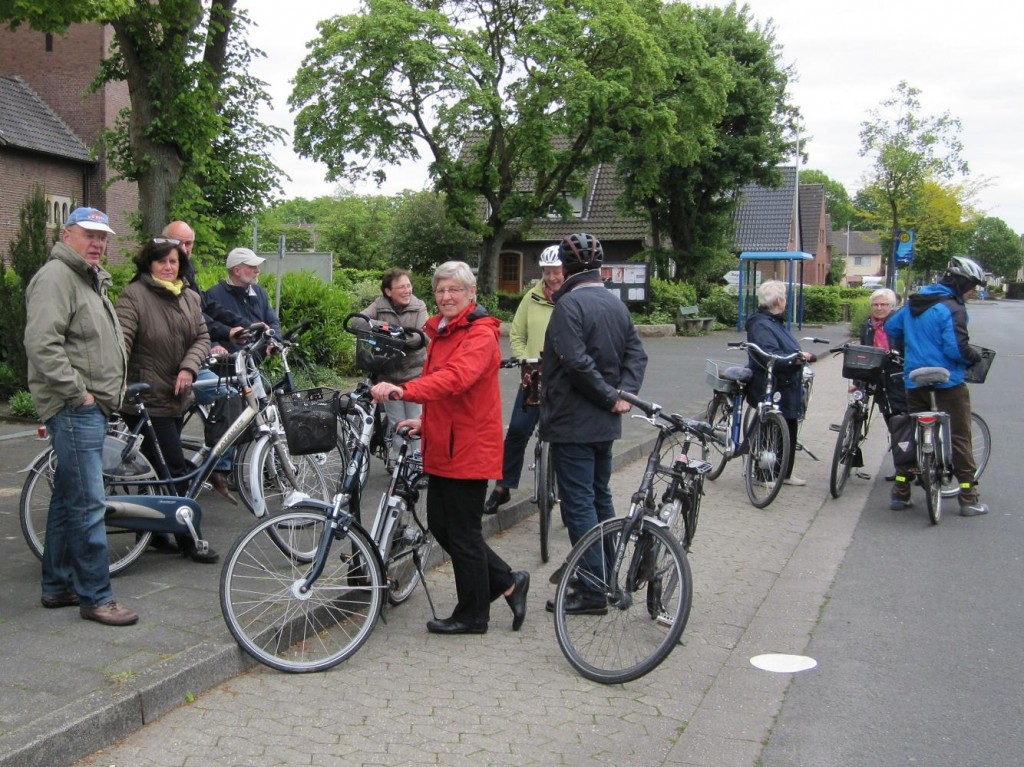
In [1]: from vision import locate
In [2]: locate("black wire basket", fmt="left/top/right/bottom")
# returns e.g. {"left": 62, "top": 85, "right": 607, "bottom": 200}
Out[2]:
{"left": 277, "top": 387, "right": 341, "bottom": 455}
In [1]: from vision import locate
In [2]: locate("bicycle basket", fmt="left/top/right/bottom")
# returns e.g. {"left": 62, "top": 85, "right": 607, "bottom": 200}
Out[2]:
{"left": 278, "top": 387, "right": 341, "bottom": 455}
{"left": 842, "top": 344, "right": 886, "bottom": 382}
{"left": 354, "top": 329, "right": 408, "bottom": 374}
{"left": 964, "top": 345, "right": 995, "bottom": 384}
{"left": 705, "top": 359, "right": 743, "bottom": 394}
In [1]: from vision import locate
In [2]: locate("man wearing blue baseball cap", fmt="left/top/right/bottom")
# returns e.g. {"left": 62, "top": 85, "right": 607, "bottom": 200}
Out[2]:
{"left": 24, "top": 206, "right": 139, "bottom": 626}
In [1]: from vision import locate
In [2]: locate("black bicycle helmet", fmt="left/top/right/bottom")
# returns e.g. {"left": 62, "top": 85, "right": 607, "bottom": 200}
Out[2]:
{"left": 558, "top": 232, "right": 604, "bottom": 274}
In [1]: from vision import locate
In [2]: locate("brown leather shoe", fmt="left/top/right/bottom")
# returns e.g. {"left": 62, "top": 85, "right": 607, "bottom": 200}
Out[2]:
{"left": 209, "top": 471, "right": 238, "bottom": 505}
{"left": 80, "top": 601, "right": 139, "bottom": 626}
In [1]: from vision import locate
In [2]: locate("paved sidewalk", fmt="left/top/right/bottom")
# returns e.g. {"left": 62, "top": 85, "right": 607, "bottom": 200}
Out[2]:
{"left": 0, "top": 329, "right": 887, "bottom": 767}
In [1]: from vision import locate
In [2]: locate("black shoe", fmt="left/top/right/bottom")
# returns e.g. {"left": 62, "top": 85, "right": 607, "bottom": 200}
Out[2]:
{"left": 505, "top": 570, "right": 530, "bottom": 631}
{"left": 41, "top": 591, "right": 80, "bottom": 609}
{"left": 483, "top": 487, "right": 511, "bottom": 514}
{"left": 545, "top": 591, "right": 608, "bottom": 615}
{"left": 426, "top": 617, "right": 488, "bottom": 635}
{"left": 178, "top": 536, "right": 219, "bottom": 564}
{"left": 146, "top": 534, "right": 180, "bottom": 553}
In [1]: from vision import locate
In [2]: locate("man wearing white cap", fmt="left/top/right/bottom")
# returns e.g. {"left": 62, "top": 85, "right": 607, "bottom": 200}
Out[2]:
{"left": 205, "top": 248, "right": 281, "bottom": 355}
{"left": 24, "top": 207, "right": 139, "bottom": 626}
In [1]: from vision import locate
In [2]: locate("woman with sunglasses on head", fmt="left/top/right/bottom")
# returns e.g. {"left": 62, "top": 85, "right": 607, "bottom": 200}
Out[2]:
{"left": 369, "top": 261, "right": 529, "bottom": 636}
{"left": 115, "top": 237, "right": 216, "bottom": 563}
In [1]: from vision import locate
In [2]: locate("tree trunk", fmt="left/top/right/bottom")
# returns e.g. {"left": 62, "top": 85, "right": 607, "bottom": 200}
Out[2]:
{"left": 478, "top": 228, "right": 509, "bottom": 295}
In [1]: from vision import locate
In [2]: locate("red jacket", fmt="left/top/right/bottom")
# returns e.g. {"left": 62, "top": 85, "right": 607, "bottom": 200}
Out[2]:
{"left": 401, "top": 303, "right": 503, "bottom": 479}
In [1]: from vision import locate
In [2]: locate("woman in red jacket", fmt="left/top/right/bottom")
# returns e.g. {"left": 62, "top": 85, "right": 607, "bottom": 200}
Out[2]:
{"left": 371, "top": 261, "right": 529, "bottom": 635}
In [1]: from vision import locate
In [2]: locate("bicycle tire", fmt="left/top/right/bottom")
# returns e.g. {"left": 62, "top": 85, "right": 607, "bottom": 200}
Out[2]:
{"left": 921, "top": 451, "right": 942, "bottom": 524}
{"left": 20, "top": 448, "right": 154, "bottom": 575}
{"left": 385, "top": 503, "right": 434, "bottom": 606}
{"left": 939, "top": 412, "right": 991, "bottom": 498}
{"left": 220, "top": 509, "right": 384, "bottom": 673}
{"left": 553, "top": 517, "right": 691, "bottom": 684}
{"left": 537, "top": 440, "right": 556, "bottom": 563}
{"left": 339, "top": 411, "right": 370, "bottom": 490}
{"left": 247, "top": 437, "right": 331, "bottom": 519}
{"left": 829, "top": 406, "right": 861, "bottom": 499}
{"left": 232, "top": 441, "right": 257, "bottom": 512}
{"left": 744, "top": 410, "right": 790, "bottom": 508}
{"left": 704, "top": 394, "right": 731, "bottom": 481}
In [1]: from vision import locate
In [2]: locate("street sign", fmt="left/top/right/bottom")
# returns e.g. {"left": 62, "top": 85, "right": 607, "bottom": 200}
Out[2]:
{"left": 894, "top": 229, "right": 915, "bottom": 265}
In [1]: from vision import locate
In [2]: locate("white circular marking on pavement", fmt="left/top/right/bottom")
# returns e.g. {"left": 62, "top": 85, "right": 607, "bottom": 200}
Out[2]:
{"left": 750, "top": 653, "right": 818, "bottom": 673}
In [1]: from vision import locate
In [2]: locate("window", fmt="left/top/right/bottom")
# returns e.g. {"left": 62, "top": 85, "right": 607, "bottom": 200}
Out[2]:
{"left": 45, "top": 195, "right": 74, "bottom": 228}
{"left": 853, "top": 256, "right": 864, "bottom": 266}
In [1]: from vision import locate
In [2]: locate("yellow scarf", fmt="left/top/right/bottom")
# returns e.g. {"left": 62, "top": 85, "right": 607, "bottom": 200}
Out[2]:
{"left": 152, "top": 276, "right": 184, "bottom": 296}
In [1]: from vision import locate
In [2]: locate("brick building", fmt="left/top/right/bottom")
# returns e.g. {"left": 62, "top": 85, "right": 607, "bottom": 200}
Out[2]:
{"left": 0, "top": 23, "right": 138, "bottom": 263}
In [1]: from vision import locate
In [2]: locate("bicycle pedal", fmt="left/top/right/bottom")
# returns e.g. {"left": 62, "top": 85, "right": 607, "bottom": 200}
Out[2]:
{"left": 829, "top": 423, "right": 841, "bottom": 432}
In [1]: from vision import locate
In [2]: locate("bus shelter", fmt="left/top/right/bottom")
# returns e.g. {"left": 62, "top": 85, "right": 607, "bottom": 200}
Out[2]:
{"left": 736, "top": 251, "right": 814, "bottom": 331}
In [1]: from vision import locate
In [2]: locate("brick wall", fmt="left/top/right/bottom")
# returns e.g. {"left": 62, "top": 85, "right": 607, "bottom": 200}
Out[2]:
{"left": 0, "top": 23, "right": 139, "bottom": 263}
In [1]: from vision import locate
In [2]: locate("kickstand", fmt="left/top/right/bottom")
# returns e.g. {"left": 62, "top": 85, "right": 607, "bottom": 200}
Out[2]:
{"left": 413, "top": 549, "right": 439, "bottom": 621}
{"left": 796, "top": 441, "right": 819, "bottom": 461}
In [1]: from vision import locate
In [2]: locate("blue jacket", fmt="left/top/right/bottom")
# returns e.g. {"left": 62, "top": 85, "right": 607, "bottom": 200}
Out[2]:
{"left": 539, "top": 270, "right": 647, "bottom": 444}
{"left": 204, "top": 280, "right": 281, "bottom": 353}
{"left": 885, "top": 283, "right": 980, "bottom": 389}
{"left": 744, "top": 308, "right": 805, "bottom": 419}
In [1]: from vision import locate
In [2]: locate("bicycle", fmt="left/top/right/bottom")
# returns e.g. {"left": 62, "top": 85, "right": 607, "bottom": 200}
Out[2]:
{"left": 794, "top": 337, "right": 829, "bottom": 461}
{"left": 20, "top": 328, "right": 324, "bottom": 573}
{"left": 703, "top": 340, "right": 805, "bottom": 508}
{"left": 219, "top": 385, "right": 437, "bottom": 673}
{"left": 906, "top": 367, "right": 956, "bottom": 524}
{"left": 499, "top": 356, "right": 557, "bottom": 562}
{"left": 337, "top": 313, "right": 427, "bottom": 488}
{"left": 550, "top": 389, "right": 714, "bottom": 684}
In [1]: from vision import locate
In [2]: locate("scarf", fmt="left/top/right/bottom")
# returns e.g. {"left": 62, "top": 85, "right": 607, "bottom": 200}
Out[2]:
{"left": 152, "top": 276, "right": 184, "bottom": 296}
{"left": 869, "top": 316, "right": 891, "bottom": 352}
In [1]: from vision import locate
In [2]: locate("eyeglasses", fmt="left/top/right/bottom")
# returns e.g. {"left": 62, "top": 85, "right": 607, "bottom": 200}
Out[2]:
{"left": 151, "top": 237, "right": 181, "bottom": 246}
{"left": 434, "top": 287, "right": 467, "bottom": 297}
{"left": 871, "top": 302, "right": 893, "bottom": 308}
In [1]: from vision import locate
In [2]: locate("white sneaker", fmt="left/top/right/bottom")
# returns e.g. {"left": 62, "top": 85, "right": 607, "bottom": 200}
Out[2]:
{"left": 783, "top": 477, "right": 807, "bottom": 487}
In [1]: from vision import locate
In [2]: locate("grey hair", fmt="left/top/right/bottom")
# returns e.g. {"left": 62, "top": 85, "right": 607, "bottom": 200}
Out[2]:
{"left": 431, "top": 261, "right": 476, "bottom": 292}
{"left": 757, "top": 280, "right": 788, "bottom": 309}
{"left": 870, "top": 288, "right": 897, "bottom": 306}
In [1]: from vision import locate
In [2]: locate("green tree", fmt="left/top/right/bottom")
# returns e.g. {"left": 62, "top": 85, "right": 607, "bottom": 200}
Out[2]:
{"left": 801, "top": 169, "right": 854, "bottom": 230}
{"left": 0, "top": 187, "right": 51, "bottom": 393}
{"left": 618, "top": 2, "right": 799, "bottom": 283}
{"left": 2, "top": 2, "right": 285, "bottom": 254}
{"left": 858, "top": 81, "right": 968, "bottom": 289}
{"left": 290, "top": 0, "right": 667, "bottom": 293}
{"left": 385, "top": 191, "right": 480, "bottom": 275}
{"left": 969, "top": 216, "right": 1023, "bottom": 280}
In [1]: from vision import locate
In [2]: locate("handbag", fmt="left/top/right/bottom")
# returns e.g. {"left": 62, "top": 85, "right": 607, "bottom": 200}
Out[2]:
{"left": 204, "top": 392, "right": 256, "bottom": 447}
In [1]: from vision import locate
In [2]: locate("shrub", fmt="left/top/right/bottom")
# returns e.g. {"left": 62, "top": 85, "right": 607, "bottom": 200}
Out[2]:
{"left": 649, "top": 278, "right": 698, "bottom": 316}
{"left": 699, "top": 287, "right": 739, "bottom": 327}
{"left": 9, "top": 390, "right": 38, "bottom": 420}
{"left": 800, "top": 286, "right": 843, "bottom": 323}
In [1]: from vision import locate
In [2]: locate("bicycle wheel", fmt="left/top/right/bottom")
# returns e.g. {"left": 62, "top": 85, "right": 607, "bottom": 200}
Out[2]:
{"left": 921, "top": 451, "right": 942, "bottom": 525}
{"left": 704, "top": 394, "right": 731, "bottom": 481}
{"left": 744, "top": 411, "right": 790, "bottom": 508}
{"left": 339, "top": 411, "right": 370, "bottom": 490}
{"left": 20, "top": 449, "right": 154, "bottom": 575}
{"left": 232, "top": 441, "right": 257, "bottom": 512}
{"left": 537, "top": 440, "right": 556, "bottom": 563}
{"left": 939, "top": 412, "right": 991, "bottom": 498}
{"left": 385, "top": 504, "right": 434, "bottom": 606}
{"left": 248, "top": 437, "right": 331, "bottom": 518}
{"left": 220, "top": 509, "right": 384, "bottom": 673}
{"left": 829, "top": 406, "right": 861, "bottom": 499}
{"left": 553, "top": 518, "right": 691, "bottom": 684}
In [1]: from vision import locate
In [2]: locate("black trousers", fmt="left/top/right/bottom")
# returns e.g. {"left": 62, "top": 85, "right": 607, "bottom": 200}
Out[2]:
{"left": 426, "top": 475, "right": 514, "bottom": 623}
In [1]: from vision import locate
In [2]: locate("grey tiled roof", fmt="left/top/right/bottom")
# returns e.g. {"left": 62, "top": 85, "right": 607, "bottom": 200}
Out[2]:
{"left": 732, "top": 166, "right": 797, "bottom": 251}
{"left": 798, "top": 183, "right": 825, "bottom": 251}
{"left": 0, "top": 76, "right": 92, "bottom": 162}
{"left": 830, "top": 229, "right": 882, "bottom": 257}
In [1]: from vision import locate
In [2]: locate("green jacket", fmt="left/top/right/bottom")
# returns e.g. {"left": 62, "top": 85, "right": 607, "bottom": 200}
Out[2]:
{"left": 25, "top": 242, "right": 127, "bottom": 423}
{"left": 509, "top": 281, "right": 555, "bottom": 359}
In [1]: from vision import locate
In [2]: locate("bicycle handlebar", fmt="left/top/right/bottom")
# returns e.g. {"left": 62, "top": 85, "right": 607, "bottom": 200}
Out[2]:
{"left": 617, "top": 390, "right": 717, "bottom": 441}
{"left": 500, "top": 356, "right": 540, "bottom": 369}
{"left": 728, "top": 340, "right": 804, "bottom": 363}
{"left": 343, "top": 312, "right": 427, "bottom": 350}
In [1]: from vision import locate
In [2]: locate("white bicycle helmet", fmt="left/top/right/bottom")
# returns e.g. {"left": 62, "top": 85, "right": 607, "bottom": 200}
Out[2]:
{"left": 538, "top": 245, "right": 561, "bottom": 267}
{"left": 946, "top": 256, "right": 986, "bottom": 286}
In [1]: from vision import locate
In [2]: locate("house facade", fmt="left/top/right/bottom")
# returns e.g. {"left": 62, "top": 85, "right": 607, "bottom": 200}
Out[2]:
{"left": 0, "top": 24, "right": 138, "bottom": 263}
{"left": 831, "top": 229, "right": 883, "bottom": 286}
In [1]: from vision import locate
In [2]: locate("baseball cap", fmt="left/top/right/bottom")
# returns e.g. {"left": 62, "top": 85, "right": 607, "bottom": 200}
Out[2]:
{"left": 64, "top": 207, "right": 115, "bottom": 234}
{"left": 225, "top": 247, "right": 266, "bottom": 269}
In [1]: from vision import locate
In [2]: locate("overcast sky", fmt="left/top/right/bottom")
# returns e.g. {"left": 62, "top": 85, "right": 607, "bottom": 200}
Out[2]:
{"left": 245, "top": 0, "right": 1024, "bottom": 235}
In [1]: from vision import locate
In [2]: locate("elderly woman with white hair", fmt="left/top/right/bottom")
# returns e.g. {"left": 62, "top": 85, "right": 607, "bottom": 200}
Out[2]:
{"left": 745, "top": 280, "right": 816, "bottom": 486}
{"left": 370, "top": 261, "right": 529, "bottom": 636}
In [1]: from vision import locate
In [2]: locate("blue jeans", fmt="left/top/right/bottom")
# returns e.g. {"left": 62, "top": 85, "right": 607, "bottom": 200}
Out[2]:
{"left": 551, "top": 441, "right": 616, "bottom": 594}
{"left": 43, "top": 403, "right": 114, "bottom": 608}
{"left": 194, "top": 368, "right": 233, "bottom": 472}
{"left": 497, "top": 388, "right": 539, "bottom": 489}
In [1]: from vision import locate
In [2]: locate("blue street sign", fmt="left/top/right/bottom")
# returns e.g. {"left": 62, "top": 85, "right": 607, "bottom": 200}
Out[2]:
{"left": 894, "top": 229, "right": 915, "bottom": 265}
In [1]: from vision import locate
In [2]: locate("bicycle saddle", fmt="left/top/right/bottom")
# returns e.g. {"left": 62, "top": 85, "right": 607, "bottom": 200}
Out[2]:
{"left": 723, "top": 366, "right": 752, "bottom": 383}
{"left": 909, "top": 367, "right": 950, "bottom": 387}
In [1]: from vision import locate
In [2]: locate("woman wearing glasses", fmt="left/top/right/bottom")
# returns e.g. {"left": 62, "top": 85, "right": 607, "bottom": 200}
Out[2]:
{"left": 370, "top": 261, "right": 529, "bottom": 636}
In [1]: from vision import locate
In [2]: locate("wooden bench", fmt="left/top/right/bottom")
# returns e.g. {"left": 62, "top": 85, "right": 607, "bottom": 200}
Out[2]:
{"left": 676, "top": 304, "right": 715, "bottom": 334}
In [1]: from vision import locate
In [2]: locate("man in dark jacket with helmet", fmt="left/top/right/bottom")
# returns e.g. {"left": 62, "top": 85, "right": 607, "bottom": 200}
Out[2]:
{"left": 886, "top": 256, "right": 988, "bottom": 516}
{"left": 540, "top": 232, "right": 647, "bottom": 614}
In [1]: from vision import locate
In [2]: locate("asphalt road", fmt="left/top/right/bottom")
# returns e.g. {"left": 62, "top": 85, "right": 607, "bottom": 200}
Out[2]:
{"left": 761, "top": 299, "right": 1024, "bottom": 766}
